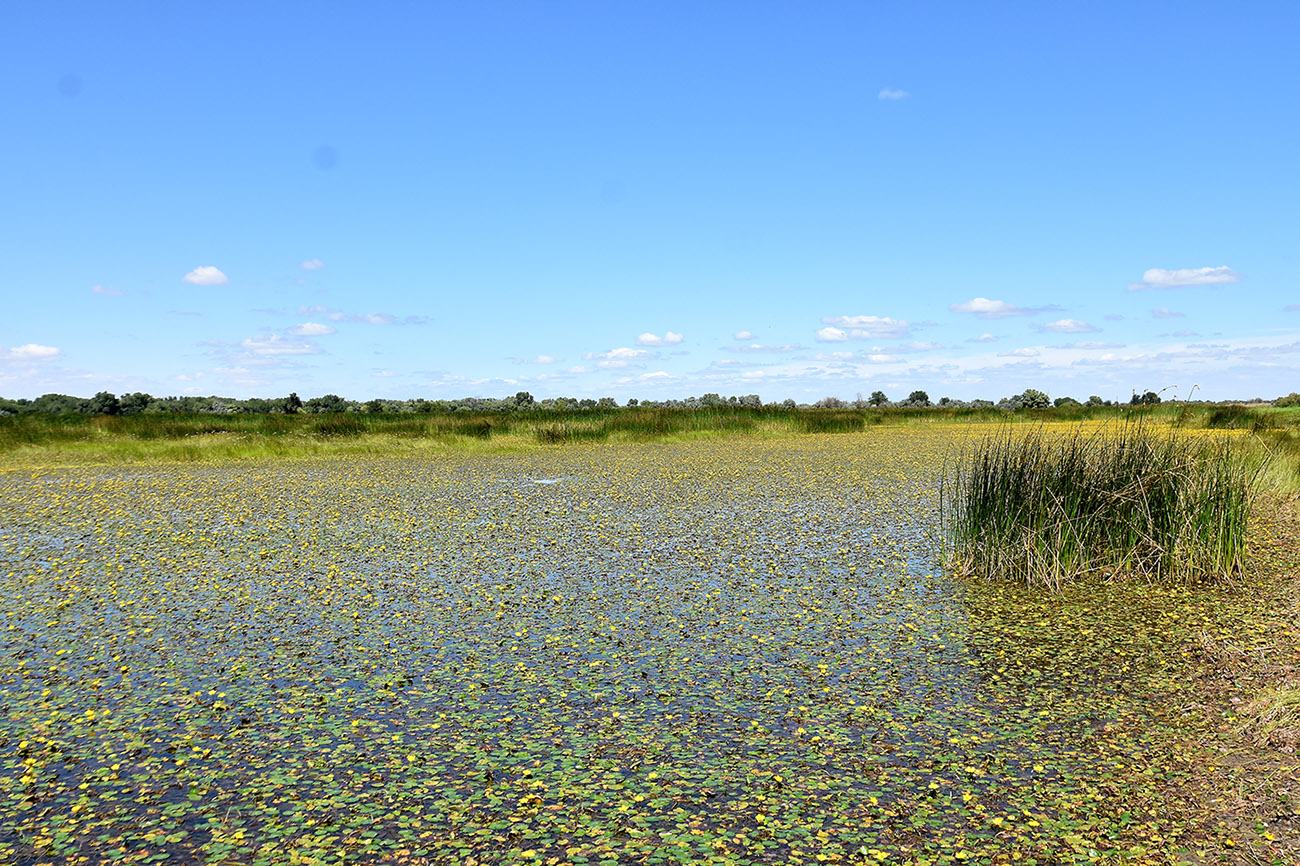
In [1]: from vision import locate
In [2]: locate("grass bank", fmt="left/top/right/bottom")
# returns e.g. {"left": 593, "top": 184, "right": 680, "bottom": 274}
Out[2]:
{"left": 0, "top": 403, "right": 1282, "bottom": 466}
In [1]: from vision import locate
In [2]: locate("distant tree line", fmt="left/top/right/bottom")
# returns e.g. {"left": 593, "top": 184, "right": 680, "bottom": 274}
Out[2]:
{"left": 0, "top": 387, "right": 1281, "bottom": 417}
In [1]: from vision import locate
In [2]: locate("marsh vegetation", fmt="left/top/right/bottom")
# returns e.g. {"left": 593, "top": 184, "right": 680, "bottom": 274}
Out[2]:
{"left": 0, "top": 424, "right": 1294, "bottom": 864}
{"left": 941, "top": 424, "right": 1259, "bottom": 586}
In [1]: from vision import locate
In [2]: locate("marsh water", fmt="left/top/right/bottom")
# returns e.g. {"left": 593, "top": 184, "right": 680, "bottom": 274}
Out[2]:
{"left": 0, "top": 432, "right": 1226, "bottom": 862}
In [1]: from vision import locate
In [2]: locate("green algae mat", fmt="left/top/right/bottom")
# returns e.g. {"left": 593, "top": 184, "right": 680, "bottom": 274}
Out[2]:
{"left": 0, "top": 431, "right": 1274, "bottom": 864}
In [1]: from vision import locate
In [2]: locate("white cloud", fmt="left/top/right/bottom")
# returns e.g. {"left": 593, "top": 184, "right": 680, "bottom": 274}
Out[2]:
{"left": 819, "top": 315, "right": 911, "bottom": 338}
{"left": 91, "top": 284, "right": 123, "bottom": 296}
{"left": 639, "top": 371, "right": 674, "bottom": 380}
{"left": 567, "top": 365, "right": 588, "bottom": 374}
{"left": 949, "top": 297, "right": 1056, "bottom": 319}
{"left": 972, "top": 333, "right": 998, "bottom": 342}
{"left": 724, "top": 343, "right": 802, "bottom": 354}
{"left": 1039, "top": 318, "right": 1099, "bottom": 333}
{"left": 240, "top": 335, "right": 319, "bottom": 355}
{"left": 998, "top": 347, "right": 1041, "bottom": 357}
{"left": 733, "top": 330, "right": 753, "bottom": 340}
{"left": 587, "top": 346, "right": 653, "bottom": 368}
{"left": 182, "top": 266, "right": 228, "bottom": 286}
{"left": 372, "top": 370, "right": 395, "bottom": 377}
{"left": 287, "top": 322, "right": 336, "bottom": 336}
{"left": 1061, "top": 341, "right": 1125, "bottom": 350}
{"left": 636, "top": 331, "right": 684, "bottom": 346}
{"left": 299, "top": 304, "right": 329, "bottom": 314}
{"left": 878, "top": 88, "right": 908, "bottom": 100}
{"left": 533, "top": 355, "right": 556, "bottom": 364}
{"left": 817, "top": 327, "right": 848, "bottom": 342}
{"left": 1127, "top": 266, "right": 1239, "bottom": 291}
{"left": 2, "top": 343, "right": 61, "bottom": 362}
{"left": 1152, "top": 307, "right": 1185, "bottom": 319}
{"left": 300, "top": 258, "right": 325, "bottom": 270}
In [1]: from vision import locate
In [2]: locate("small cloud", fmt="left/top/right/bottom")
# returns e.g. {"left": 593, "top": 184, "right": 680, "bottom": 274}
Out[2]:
{"left": 240, "top": 335, "right": 319, "bottom": 355}
{"left": 1127, "top": 266, "right": 1239, "bottom": 291}
{"left": 818, "top": 315, "right": 912, "bottom": 339}
{"left": 723, "top": 343, "right": 802, "bottom": 354}
{"left": 182, "top": 265, "right": 228, "bottom": 286}
{"left": 878, "top": 88, "right": 908, "bottom": 100}
{"left": 733, "top": 330, "right": 753, "bottom": 340}
{"left": 567, "top": 365, "right": 588, "bottom": 374}
{"left": 287, "top": 322, "right": 336, "bottom": 336}
{"left": 1061, "top": 341, "right": 1125, "bottom": 349}
{"left": 1152, "top": 307, "right": 1185, "bottom": 319}
{"left": 1169, "top": 329, "right": 1199, "bottom": 338}
{"left": 636, "top": 331, "right": 684, "bottom": 347}
{"left": 2, "top": 343, "right": 61, "bottom": 362}
{"left": 970, "top": 333, "right": 998, "bottom": 343}
{"left": 998, "top": 347, "right": 1041, "bottom": 357}
{"left": 372, "top": 370, "right": 395, "bottom": 377}
{"left": 639, "top": 371, "right": 674, "bottom": 380}
{"left": 1039, "top": 318, "right": 1099, "bottom": 333}
{"left": 300, "top": 259, "right": 325, "bottom": 270}
{"left": 299, "top": 304, "right": 329, "bottom": 314}
{"left": 587, "top": 346, "right": 653, "bottom": 368}
{"left": 91, "top": 284, "right": 123, "bottom": 296}
{"left": 533, "top": 355, "right": 556, "bottom": 364}
{"left": 950, "top": 297, "right": 1060, "bottom": 319}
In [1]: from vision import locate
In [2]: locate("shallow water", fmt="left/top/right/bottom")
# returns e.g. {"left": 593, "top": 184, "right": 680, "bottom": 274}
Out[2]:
{"left": 0, "top": 432, "right": 1226, "bottom": 862}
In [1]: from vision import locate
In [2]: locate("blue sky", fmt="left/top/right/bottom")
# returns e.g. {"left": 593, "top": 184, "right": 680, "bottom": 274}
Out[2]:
{"left": 3, "top": 1, "right": 1297, "bottom": 403}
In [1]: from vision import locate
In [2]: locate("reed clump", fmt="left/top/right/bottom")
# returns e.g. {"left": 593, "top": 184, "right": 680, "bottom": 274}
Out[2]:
{"left": 941, "top": 424, "right": 1258, "bottom": 586}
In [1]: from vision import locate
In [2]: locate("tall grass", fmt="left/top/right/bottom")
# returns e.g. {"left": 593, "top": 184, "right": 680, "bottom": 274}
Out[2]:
{"left": 941, "top": 423, "right": 1258, "bottom": 586}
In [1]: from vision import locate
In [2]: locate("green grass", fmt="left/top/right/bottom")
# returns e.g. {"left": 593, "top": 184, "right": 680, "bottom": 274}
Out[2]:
{"left": 0, "top": 403, "right": 1289, "bottom": 466}
{"left": 941, "top": 423, "right": 1260, "bottom": 586}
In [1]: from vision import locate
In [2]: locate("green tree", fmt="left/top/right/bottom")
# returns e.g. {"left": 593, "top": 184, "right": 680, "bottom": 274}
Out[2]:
{"left": 88, "top": 391, "right": 121, "bottom": 415}
{"left": 306, "top": 394, "right": 348, "bottom": 413}
{"left": 118, "top": 392, "right": 153, "bottom": 414}
{"left": 868, "top": 390, "right": 889, "bottom": 407}
{"left": 1018, "top": 389, "right": 1051, "bottom": 408}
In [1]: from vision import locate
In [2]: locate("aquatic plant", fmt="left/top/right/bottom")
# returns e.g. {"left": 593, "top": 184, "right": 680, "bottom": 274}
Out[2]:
{"left": 941, "top": 423, "right": 1258, "bottom": 586}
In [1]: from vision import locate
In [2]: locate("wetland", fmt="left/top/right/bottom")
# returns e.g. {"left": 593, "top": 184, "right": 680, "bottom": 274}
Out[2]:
{"left": 0, "top": 427, "right": 1295, "bottom": 864}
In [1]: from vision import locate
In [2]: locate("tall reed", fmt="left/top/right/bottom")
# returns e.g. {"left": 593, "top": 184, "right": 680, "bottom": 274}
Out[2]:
{"left": 940, "top": 423, "right": 1258, "bottom": 586}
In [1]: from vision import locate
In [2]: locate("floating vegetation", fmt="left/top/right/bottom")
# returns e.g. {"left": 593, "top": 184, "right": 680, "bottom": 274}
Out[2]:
{"left": 941, "top": 423, "right": 1259, "bottom": 586}
{"left": 0, "top": 429, "right": 1280, "bottom": 863}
